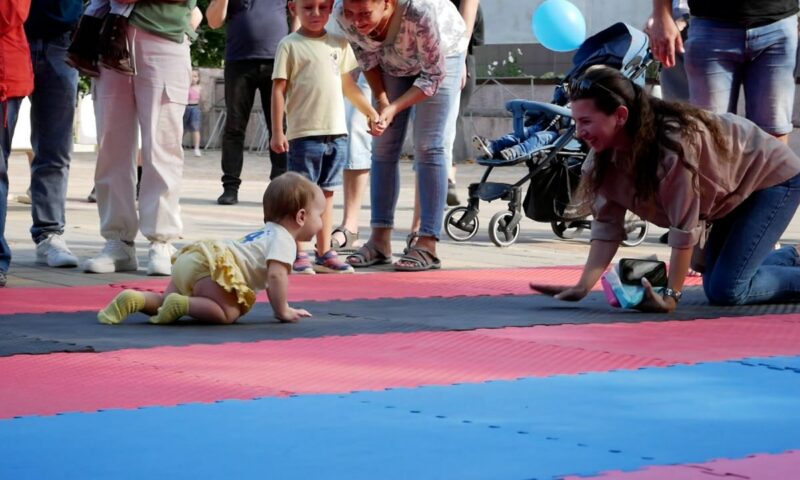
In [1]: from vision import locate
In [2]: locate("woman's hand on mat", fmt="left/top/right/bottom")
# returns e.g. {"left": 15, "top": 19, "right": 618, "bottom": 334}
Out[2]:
{"left": 635, "top": 278, "right": 676, "bottom": 313}
{"left": 529, "top": 284, "right": 588, "bottom": 301}
{"left": 275, "top": 306, "right": 312, "bottom": 323}
{"left": 270, "top": 132, "right": 289, "bottom": 154}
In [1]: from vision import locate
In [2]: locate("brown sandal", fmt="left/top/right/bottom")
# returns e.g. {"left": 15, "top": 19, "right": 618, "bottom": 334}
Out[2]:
{"left": 346, "top": 243, "right": 391, "bottom": 268}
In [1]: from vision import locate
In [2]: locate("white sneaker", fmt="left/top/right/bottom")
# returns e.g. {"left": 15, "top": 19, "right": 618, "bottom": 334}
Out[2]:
{"left": 193, "top": 147, "right": 202, "bottom": 157}
{"left": 36, "top": 234, "right": 79, "bottom": 268}
{"left": 147, "top": 241, "right": 176, "bottom": 276}
{"left": 84, "top": 240, "right": 138, "bottom": 273}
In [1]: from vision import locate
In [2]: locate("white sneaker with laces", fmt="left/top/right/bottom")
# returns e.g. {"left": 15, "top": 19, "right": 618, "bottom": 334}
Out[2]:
{"left": 193, "top": 147, "right": 202, "bottom": 157}
{"left": 147, "top": 241, "right": 176, "bottom": 276}
{"left": 36, "top": 234, "right": 79, "bottom": 268}
{"left": 84, "top": 240, "right": 138, "bottom": 273}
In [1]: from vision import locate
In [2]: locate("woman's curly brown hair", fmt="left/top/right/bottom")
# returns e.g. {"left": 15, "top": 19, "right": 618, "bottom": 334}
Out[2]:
{"left": 569, "top": 67, "right": 729, "bottom": 203}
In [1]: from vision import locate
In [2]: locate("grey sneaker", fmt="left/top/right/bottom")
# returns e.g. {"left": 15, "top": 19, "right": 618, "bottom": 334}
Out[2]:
{"left": 85, "top": 240, "right": 138, "bottom": 273}
{"left": 146, "top": 241, "right": 176, "bottom": 276}
{"left": 36, "top": 234, "right": 79, "bottom": 268}
{"left": 0, "top": 271, "right": 6, "bottom": 287}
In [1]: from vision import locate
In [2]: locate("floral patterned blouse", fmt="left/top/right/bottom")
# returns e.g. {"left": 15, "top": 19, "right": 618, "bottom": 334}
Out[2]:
{"left": 334, "top": 0, "right": 467, "bottom": 96}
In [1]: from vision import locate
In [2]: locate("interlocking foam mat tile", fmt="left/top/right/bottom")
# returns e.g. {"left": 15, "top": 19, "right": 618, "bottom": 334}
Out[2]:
{"left": 0, "top": 266, "right": 704, "bottom": 315}
{"left": 3, "top": 289, "right": 800, "bottom": 356}
{"left": 468, "top": 315, "right": 800, "bottom": 363}
{"left": 737, "top": 355, "right": 800, "bottom": 373}
{"left": 343, "top": 361, "right": 800, "bottom": 466}
{"left": 2, "top": 360, "right": 798, "bottom": 479}
{"left": 563, "top": 450, "right": 800, "bottom": 479}
{"left": 0, "top": 331, "right": 93, "bottom": 356}
{"left": 0, "top": 330, "right": 670, "bottom": 418}
{"left": 0, "top": 267, "right": 580, "bottom": 315}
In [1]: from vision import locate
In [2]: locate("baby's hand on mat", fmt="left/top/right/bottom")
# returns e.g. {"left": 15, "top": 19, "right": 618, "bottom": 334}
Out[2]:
{"left": 276, "top": 306, "right": 312, "bottom": 323}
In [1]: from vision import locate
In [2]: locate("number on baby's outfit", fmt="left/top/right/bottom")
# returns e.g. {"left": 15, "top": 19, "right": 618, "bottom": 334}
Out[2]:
{"left": 239, "top": 229, "right": 267, "bottom": 244}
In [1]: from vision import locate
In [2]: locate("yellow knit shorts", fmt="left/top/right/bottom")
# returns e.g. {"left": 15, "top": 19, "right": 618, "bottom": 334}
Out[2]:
{"left": 171, "top": 240, "right": 257, "bottom": 314}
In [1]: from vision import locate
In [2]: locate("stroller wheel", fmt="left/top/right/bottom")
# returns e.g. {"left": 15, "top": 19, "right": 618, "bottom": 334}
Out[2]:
{"left": 551, "top": 221, "right": 585, "bottom": 240}
{"left": 489, "top": 211, "right": 520, "bottom": 247}
{"left": 621, "top": 211, "right": 649, "bottom": 247}
{"left": 444, "top": 206, "right": 480, "bottom": 242}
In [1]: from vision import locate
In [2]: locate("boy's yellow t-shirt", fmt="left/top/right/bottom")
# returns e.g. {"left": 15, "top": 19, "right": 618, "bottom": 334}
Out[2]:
{"left": 272, "top": 32, "right": 359, "bottom": 141}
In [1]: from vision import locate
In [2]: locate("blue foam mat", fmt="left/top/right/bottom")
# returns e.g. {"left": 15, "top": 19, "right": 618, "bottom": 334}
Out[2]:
{"left": 738, "top": 355, "right": 800, "bottom": 372}
{"left": 2, "top": 360, "right": 799, "bottom": 479}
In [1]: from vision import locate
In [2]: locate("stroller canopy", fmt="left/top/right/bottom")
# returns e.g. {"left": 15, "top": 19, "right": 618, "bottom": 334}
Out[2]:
{"left": 565, "top": 22, "right": 650, "bottom": 85}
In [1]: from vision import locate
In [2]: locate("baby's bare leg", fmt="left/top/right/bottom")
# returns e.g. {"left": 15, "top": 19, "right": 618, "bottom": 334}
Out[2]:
{"left": 188, "top": 277, "right": 243, "bottom": 324}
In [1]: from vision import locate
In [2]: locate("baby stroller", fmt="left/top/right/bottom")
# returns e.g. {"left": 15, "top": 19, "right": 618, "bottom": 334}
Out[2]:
{"left": 445, "top": 23, "right": 653, "bottom": 248}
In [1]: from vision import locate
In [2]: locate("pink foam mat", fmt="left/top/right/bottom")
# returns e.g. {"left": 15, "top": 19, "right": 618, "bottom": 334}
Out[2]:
{"left": 470, "top": 314, "right": 800, "bottom": 363}
{"left": 2, "top": 313, "right": 797, "bottom": 418}
{"left": 1, "top": 266, "right": 704, "bottom": 315}
{"left": 563, "top": 450, "right": 800, "bottom": 479}
{"left": 0, "top": 267, "right": 578, "bottom": 315}
{"left": 0, "top": 329, "right": 670, "bottom": 418}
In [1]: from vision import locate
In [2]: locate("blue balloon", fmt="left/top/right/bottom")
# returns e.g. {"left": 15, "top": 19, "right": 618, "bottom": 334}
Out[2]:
{"left": 532, "top": 0, "right": 587, "bottom": 52}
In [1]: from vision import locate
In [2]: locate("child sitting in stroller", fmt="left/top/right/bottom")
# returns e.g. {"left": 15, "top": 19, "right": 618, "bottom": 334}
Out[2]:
{"left": 473, "top": 107, "right": 560, "bottom": 161}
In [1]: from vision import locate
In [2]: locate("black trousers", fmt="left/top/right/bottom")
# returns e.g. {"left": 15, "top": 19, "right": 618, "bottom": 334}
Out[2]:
{"left": 220, "top": 59, "right": 287, "bottom": 191}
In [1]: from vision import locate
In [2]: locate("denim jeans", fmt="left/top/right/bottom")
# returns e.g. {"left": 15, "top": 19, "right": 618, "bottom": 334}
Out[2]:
{"left": 6, "top": 32, "right": 78, "bottom": 244}
{"left": 685, "top": 15, "right": 798, "bottom": 135}
{"left": 221, "top": 59, "right": 287, "bottom": 190}
{"left": 288, "top": 135, "right": 347, "bottom": 190}
{"left": 703, "top": 172, "right": 800, "bottom": 305}
{"left": 371, "top": 53, "right": 464, "bottom": 238}
{"left": 344, "top": 71, "right": 372, "bottom": 170}
{"left": 0, "top": 98, "right": 22, "bottom": 273}
{"left": 489, "top": 128, "right": 557, "bottom": 159}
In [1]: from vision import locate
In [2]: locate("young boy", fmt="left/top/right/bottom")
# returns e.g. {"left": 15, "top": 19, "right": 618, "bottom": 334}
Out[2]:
{"left": 271, "top": 0, "right": 379, "bottom": 275}
{"left": 97, "top": 172, "right": 323, "bottom": 324}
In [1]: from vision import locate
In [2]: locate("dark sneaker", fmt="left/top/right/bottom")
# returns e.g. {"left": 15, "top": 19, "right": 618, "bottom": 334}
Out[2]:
{"left": 87, "top": 186, "right": 97, "bottom": 203}
{"left": 0, "top": 271, "right": 6, "bottom": 287}
{"left": 217, "top": 189, "right": 238, "bottom": 205}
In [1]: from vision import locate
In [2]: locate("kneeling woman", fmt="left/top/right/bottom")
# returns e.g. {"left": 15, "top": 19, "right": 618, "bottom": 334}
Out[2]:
{"left": 530, "top": 67, "right": 800, "bottom": 312}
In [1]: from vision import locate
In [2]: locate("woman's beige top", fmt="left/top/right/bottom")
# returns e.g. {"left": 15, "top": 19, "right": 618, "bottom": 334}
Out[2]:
{"left": 585, "top": 112, "right": 800, "bottom": 248}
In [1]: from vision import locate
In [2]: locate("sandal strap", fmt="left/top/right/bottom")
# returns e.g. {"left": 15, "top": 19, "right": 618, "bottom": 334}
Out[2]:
{"left": 346, "top": 243, "right": 386, "bottom": 264}
{"left": 332, "top": 227, "right": 358, "bottom": 250}
{"left": 398, "top": 246, "right": 438, "bottom": 267}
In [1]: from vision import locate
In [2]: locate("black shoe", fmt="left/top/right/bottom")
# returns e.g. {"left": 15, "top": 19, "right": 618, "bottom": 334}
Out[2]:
{"left": 446, "top": 180, "right": 460, "bottom": 206}
{"left": 659, "top": 232, "right": 668, "bottom": 244}
{"left": 87, "top": 186, "right": 97, "bottom": 203}
{"left": 217, "top": 190, "right": 238, "bottom": 205}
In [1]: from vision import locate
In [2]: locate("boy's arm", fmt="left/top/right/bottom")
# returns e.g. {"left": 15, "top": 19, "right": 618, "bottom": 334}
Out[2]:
{"left": 342, "top": 73, "right": 378, "bottom": 123}
{"left": 206, "top": 0, "right": 229, "bottom": 29}
{"left": 270, "top": 79, "right": 289, "bottom": 153}
{"left": 266, "top": 260, "right": 311, "bottom": 322}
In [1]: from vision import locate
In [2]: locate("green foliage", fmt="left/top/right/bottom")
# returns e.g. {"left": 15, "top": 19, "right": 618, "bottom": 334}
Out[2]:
{"left": 191, "top": 0, "right": 227, "bottom": 68}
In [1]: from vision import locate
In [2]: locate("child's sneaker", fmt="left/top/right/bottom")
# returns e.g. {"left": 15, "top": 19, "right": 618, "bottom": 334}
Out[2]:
{"left": 472, "top": 136, "right": 494, "bottom": 158}
{"left": 314, "top": 250, "right": 355, "bottom": 274}
{"left": 293, "top": 251, "right": 316, "bottom": 275}
{"left": 98, "top": 14, "right": 136, "bottom": 76}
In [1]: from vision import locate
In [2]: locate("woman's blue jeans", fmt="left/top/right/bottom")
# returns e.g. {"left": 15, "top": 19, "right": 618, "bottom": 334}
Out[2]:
{"left": 703, "top": 172, "right": 800, "bottom": 305}
{"left": 370, "top": 54, "right": 464, "bottom": 238}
